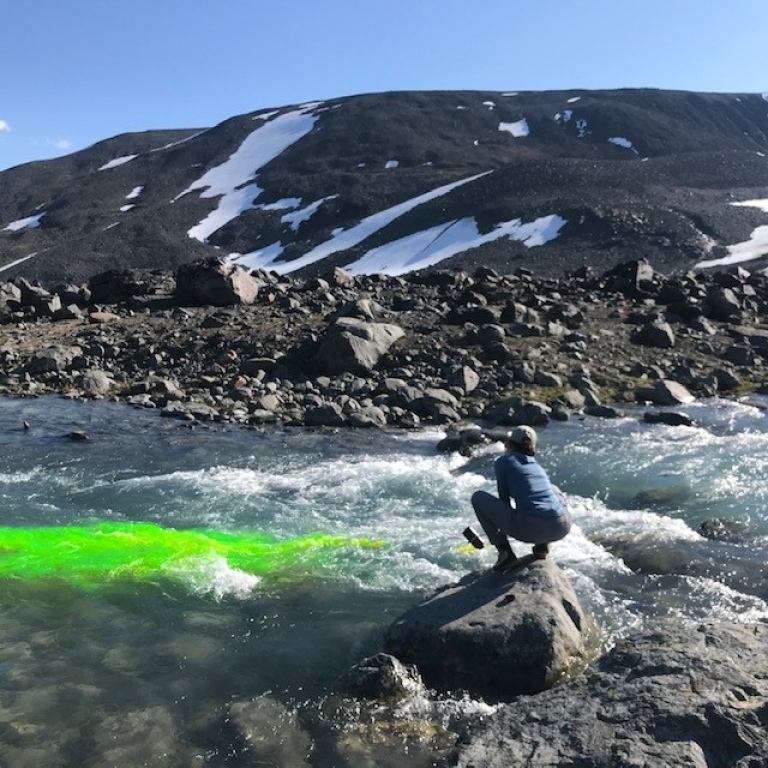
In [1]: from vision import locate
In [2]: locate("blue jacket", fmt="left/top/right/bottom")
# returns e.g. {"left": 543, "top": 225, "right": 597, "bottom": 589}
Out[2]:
{"left": 494, "top": 452, "right": 567, "bottom": 517}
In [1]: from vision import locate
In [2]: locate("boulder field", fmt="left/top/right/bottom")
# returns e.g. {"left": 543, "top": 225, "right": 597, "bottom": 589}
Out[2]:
{"left": 1, "top": 256, "right": 767, "bottom": 432}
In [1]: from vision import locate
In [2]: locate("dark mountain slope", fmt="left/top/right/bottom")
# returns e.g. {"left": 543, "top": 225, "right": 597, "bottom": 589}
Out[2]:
{"left": 2, "top": 89, "right": 768, "bottom": 284}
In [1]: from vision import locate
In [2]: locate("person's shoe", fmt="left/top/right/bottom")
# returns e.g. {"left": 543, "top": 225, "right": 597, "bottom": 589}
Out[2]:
{"left": 532, "top": 543, "right": 550, "bottom": 560}
{"left": 493, "top": 548, "right": 518, "bottom": 572}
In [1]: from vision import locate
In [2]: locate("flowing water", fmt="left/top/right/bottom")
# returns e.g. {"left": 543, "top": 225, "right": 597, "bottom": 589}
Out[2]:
{"left": 0, "top": 395, "right": 766, "bottom": 766}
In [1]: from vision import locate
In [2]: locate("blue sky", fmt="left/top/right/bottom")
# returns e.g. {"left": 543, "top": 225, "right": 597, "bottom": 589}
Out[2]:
{"left": 2, "top": 0, "right": 767, "bottom": 172}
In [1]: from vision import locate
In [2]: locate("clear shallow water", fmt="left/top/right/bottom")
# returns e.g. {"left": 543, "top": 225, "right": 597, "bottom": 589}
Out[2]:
{"left": 0, "top": 395, "right": 766, "bottom": 766}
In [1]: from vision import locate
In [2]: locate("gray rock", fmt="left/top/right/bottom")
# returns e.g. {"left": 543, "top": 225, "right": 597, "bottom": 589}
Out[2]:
{"left": 534, "top": 370, "right": 563, "bottom": 388}
{"left": 80, "top": 369, "right": 114, "bottom": 394}
{"left": 559, "top": 389, "right": 586, "bottom": 410}
{"left": 705, "top": 286, "right": 742, "bottom": 320}
{"left": 512, "top": 361, "right": 536, "bottom": 384}
{"left": 447, "top": 305, "right": 501, "bottom": 325}
{"left": 92, "top": 707, "right": 181, "bottom": 767}
{"left": 637, "top": 379, "right": 695, "bottom": 406}
{"left": 485, "top": 397, "right": 552, "bottom": 426}
{"left": 632, "top": 320, "right": 676, "bottom": 348}
{"left": 24, "top": 344, "right": 80, "bottom": 375}
{"left": 348, "top": 405, "right": 387, "bottom": 428}
{"left": 88, "top": 310, "right": 121, "bottom": 324}
{"left": 383, "top": 561, "right": 591, "bottom": 700}
{"left": 328, "top": 266, "right": 354, "bottom": 287}
{"left": 255, "top": 393, "right": 282, "bottom": 412}
{"left": 330, "top": 298, "right": 387, "bottom": 321}
{"left": 446, "top": 365, "right": 481, "bottom": 395}
{"left": 52, "top": 303, "right": 85, "bottom": 321}
{"left": 160, "top": 403, "right": 197, "bottom": 421}
{"left": 643, "top": 410, "right": 695, "bottom": 427}
{"left": 450, "top": 622, "right": 768, "bottom": 768}
{"left": 340, "top": 653, "right": 425, "bottom": 702}
{"left": 175, "top": 257, "right": 260, "bottom": 306}
{"left": 248, "top": 408, "right": 279, "bottom": 425}
{"left": 436, "top": 426, "right": 488, "bottom": 455}
{"left": 475, "top": 324, "right": 506, "bottom": 347}
{"left": 715, "top": 367, "right": 741, "bottom": 391}
{"left": 304, "top": 403, "right": 346, "bottom": 427}
{"left": 313, "top": 318, "right": 404, "bottom": 375}
{"left": 501, "top": 302, "right": 540, "bottom": 324}
{"left": 722, "top": 344, "right": 755, "bottom": 366}
{"left": 603, "top": 258, "right": 656, "bottom": 295}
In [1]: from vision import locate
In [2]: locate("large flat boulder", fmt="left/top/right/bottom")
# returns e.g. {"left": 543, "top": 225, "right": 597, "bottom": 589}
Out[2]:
{"left": 450, "top": 621, "right": 768, "bottom": 767}
{"left": 383, "top": 559, "right": 592, "bottom": 700}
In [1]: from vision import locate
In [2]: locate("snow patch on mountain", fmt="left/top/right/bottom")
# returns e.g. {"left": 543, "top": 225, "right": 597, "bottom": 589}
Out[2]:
{"left": 696, "top": 198, "right": 768, "bottom": 268}
{"left": 230, "top": 171, "right": 492, "bottom": 273}
{"left": 731, "top": 199, "right": 768, "bottom": 213}
{"left": 608, "top": 137, "right": 639, "bottom": 153}
{"left": 257, "top": 198, "right": 302, "bottom": 212}
{"left": 99, "top": 155, "right": 137, "bottom": 171}
{"left": 4, "top": 213, "right": 45, "bottom": 231}
{"left": 126, "top": 186, "right": 143, "bottom": 200}
{"left": 174, "top": 105, "right": 321, "bottom": 242}
{"left": 0, "top": 253, "right": 38, "bottom": 272}
{"left": 344, "top": 214, "right": 567, "bottom": 276}
{"left": 151, "top": 131, "right": 207, "bottom": 153}
{"left": 499, "top": 119, "right": 529, "bottom": 138}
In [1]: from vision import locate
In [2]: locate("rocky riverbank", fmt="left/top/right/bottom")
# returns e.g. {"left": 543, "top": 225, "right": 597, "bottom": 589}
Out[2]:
{"left": 446, "top": 620, "right": 768, "bottom": 767}
{"left": 339, "top": 576, "right": 768, "bottom": 767}
{"left": 0, "top": 256, "right": 767, "bottom": 432}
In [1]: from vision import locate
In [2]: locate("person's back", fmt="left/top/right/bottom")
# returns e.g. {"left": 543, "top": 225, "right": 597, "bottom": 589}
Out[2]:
{"left": 494, "top": 452, "right": 567, "bottom": 517}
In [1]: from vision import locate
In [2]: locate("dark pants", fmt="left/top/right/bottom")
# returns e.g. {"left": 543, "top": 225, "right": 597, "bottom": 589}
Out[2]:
{"left": 471, "top": 490, "right": 571, "bottom": 548}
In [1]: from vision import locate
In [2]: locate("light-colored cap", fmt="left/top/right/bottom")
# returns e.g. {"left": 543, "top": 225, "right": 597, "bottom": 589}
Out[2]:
{"left": 507, "top": 425, "right": 537, "bottom": 450}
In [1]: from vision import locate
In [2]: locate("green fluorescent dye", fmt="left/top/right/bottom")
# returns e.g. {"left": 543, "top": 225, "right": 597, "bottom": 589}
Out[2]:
{"left": 0, "top": 521, "right": 383, "bottom": 586}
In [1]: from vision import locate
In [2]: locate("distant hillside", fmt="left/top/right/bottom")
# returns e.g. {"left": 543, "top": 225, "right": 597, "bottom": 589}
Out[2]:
{"left": 3, "top": 89, "right": 768, "bottom": 285}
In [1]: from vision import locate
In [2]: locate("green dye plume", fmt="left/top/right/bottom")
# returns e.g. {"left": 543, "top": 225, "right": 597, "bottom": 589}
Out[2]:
{"left": 0, "top": 521, "right": 383, "bottom": 588}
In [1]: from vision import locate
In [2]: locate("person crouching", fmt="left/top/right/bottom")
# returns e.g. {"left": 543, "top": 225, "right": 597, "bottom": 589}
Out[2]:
{"left": 471, "top": 425, "right": 571, "bottom": 571}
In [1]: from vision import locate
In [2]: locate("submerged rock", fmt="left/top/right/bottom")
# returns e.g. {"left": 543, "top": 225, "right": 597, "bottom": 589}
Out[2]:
{"left": 643, "top": 409, "right": 696, "bottom": 427}
{"left": 226, "top": 696, "right": 312, "bottom": 767}
{"left": 340, "top": 652, "right": 425, "bottom": 702}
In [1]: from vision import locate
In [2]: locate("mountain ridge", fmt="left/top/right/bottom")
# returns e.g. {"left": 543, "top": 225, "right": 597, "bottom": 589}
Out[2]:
{"left": 3, "top": 88, "right": 768, "bottom": 285}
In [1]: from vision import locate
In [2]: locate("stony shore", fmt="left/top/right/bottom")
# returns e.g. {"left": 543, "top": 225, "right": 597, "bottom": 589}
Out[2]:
{"left": 1, "top": 256, "right": 767, "bottom": 433}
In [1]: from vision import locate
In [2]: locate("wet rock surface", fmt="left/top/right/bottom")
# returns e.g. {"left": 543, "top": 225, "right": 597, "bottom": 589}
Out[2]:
{"left": 383, "top": 559, "right": 593, "bottom": 700}
{"left": 445, "top": 621, "right": 768, "bottom": 768}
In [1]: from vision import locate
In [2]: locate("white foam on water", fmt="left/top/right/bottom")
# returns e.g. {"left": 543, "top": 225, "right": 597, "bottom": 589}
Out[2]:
{"left": 164, "top": 555, "right": 260, "bottom": 600}
{"left": 576, "top": 497, "right": 703, "bottom": 543}
{"left": 396, "top": 690, "right": 499, "bottom": 725}
{"left": 649, "top": 574, "right": 768, "bottom": 624}
{"left": 0, "top": 468, "right": 43, "bottom": 484}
